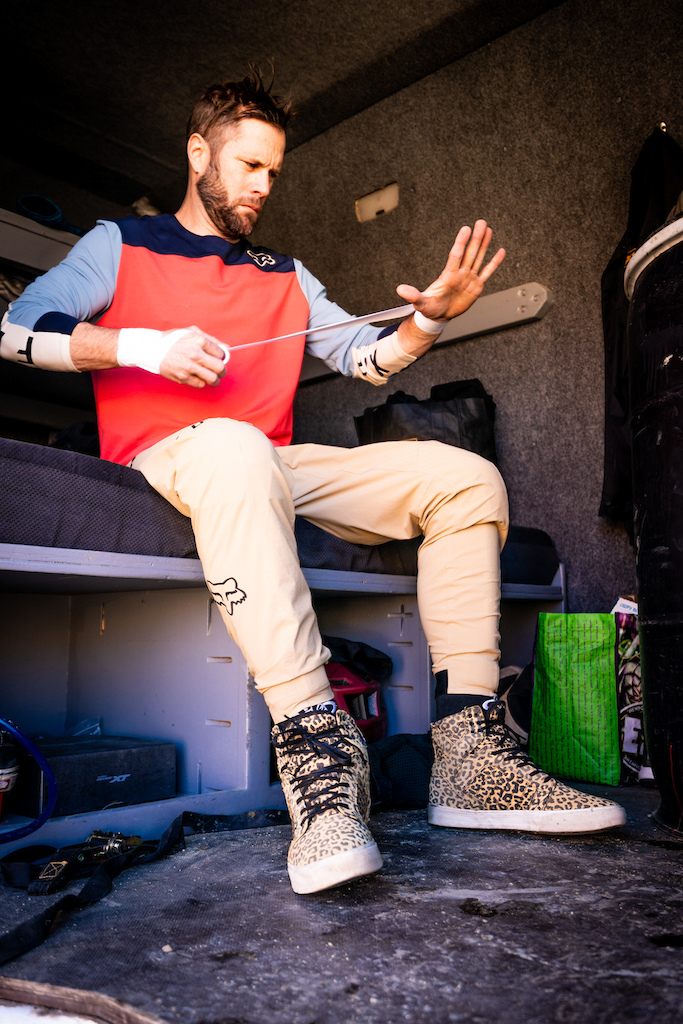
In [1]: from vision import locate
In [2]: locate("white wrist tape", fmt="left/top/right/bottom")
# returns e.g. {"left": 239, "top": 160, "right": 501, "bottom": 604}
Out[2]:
{"left": 352, "top": 330, "right": 416, "bottom": 385}
{"left": 117, "top": 327, "right": 188, "bottom": 375}
{"left": 117, "top": 327, "right": 231, "bottom": 374}
{"left": 0, "top": 312, "right": 78, "bottom": 372}
{"left": 413, "top": 310, "right": 447, "bottom": 335}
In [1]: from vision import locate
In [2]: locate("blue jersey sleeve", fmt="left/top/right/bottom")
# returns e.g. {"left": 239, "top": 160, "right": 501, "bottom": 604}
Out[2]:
{"left": 294, "top": 259, "right": 414, "bottom": 384}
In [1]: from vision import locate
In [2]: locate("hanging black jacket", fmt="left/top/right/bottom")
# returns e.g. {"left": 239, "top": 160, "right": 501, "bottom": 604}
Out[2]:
{"left": 599, "top": 126, "right": 683, "bottom": 534}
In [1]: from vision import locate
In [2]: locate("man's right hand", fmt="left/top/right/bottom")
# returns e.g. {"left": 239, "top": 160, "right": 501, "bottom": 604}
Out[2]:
{"left": 71, "top": 321, "right": 229, "bottom": 388}
{"left": 157, "top": 326, "right": 228, "bottom": 388}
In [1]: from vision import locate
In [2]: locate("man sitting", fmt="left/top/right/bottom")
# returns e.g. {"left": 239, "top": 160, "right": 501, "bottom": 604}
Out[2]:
{"left": 1, "top": 71, "right": 626, "bottom": 895}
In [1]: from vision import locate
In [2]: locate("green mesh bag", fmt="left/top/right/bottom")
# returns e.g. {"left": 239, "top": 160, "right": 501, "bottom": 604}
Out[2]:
{"left": 529, "top": 613, "right": 621, "bottom": 786}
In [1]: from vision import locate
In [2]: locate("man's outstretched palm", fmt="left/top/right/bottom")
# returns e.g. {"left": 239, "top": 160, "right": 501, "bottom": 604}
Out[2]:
{"left": 397, "top": 219, "right": 506, "bottom": 323}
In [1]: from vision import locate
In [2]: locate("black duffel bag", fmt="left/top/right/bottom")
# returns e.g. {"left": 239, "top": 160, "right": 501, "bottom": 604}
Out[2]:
{"left": 354, "top": 378, "right": 497, "bottom": 464}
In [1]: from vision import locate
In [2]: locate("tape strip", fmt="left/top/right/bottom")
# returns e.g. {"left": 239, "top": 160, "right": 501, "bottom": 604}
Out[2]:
{"left": 233, "top": 303, "right": 415, "bottom": 352}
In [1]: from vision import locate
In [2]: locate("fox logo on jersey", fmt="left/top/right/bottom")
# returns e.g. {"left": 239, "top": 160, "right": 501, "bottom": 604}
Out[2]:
{"left": 207, "top": 577, "right": 247, "bottom": 615}
{"left": 247, "top": 249, "right": 276, "bottom": 268}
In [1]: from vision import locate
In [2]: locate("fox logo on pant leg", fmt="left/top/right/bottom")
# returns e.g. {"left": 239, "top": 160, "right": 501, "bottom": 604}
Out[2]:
{"left": 207, "top": 578, "right": 247, "bottom": 615}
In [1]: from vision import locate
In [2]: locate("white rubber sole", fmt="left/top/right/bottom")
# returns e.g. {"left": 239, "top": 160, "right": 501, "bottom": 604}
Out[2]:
{"left": 428, "top": 802, "right": 627, "bottom": 834}
{"left": 288, "top": 841, "right": 383, "bottom": 895}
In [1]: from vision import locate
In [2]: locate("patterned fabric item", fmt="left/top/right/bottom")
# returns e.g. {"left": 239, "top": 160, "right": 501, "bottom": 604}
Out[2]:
{"left": 615, "top": 612, "right": 646, "bottom": 782}
{"left": 271, "top": 708, "right": 382, "bottom": 893}
{"left": 428, "top": 700, "right": 626, "bottom": 833}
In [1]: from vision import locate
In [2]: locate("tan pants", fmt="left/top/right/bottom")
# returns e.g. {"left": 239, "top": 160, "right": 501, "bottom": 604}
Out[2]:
{"left": 132, "top": 419, "right": 509, "bottom": 722}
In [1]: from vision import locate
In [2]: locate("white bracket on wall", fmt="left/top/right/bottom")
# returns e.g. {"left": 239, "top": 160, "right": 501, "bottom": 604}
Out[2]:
{"left": 298, "top": 281, "right": 553, "bottom": 383}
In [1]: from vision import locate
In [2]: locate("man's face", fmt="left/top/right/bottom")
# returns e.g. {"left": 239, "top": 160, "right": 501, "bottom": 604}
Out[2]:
{"left": 196, "top": 118, "right": 285, "bottom": 240}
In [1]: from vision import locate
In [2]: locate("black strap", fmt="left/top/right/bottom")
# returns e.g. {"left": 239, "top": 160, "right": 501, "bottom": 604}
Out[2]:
{"left": 0, "top": 807, "right": 288, "bottom": 965}
{"left": 1, "top": 845, "right": 56, "bottom": 889}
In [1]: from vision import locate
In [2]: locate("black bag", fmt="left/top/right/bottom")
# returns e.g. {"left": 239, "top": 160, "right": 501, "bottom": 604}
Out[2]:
{"left": 354, "top": 379, "right": 497, "bottom": 464}
{"left": 367, "top": 733, "right": 433, "bottom": 809}
{"left": 322, "top": 634, "right": 393, "bottom": 680}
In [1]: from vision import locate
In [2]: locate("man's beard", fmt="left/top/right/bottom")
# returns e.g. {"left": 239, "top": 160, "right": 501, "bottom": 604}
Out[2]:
{"left": 196, "top": 160, "right": 260, "bottom": 240}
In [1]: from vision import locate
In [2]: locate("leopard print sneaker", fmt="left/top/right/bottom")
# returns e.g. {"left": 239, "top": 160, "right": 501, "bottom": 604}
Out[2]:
{"left": 272, "top": 708, "right": 383, "bottom": 894}
{"left": 429, "top": 699, "right": 627, "bottom": 833}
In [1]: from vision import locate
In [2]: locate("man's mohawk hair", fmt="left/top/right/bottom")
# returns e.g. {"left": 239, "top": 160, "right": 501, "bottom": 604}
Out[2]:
{"left": 187, "top": 63, "right": 294, "bottom": 145}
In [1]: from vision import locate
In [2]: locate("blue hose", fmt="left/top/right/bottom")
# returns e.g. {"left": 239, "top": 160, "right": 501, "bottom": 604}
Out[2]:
{"left": 0, "top": 718, "right": 58, "bottom": 843}
{"left": 16, "top": 194, "right": 84, "bottom": 236}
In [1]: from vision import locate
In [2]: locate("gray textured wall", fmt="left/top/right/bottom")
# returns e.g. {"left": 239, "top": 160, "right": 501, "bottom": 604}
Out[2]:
{"left": 257, "top": 0, "right": 683, "bottom": 613}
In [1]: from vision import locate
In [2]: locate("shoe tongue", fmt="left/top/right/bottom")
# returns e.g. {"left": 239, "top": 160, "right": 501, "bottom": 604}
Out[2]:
{"left": 481, "top": 698, "right": 506, "bottom": 725}
{"left": 300, "top": 700, "right": 338, "bottom": 717}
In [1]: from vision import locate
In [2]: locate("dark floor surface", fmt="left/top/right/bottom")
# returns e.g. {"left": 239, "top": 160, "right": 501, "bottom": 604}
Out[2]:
{"left": 1, "top": 785, "right": 682, "bottom": 1024}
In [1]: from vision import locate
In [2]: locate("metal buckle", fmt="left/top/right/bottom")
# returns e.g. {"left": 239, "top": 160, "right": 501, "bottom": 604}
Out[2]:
{"left": 76, "top": 831, "right": 143, "bottom": 863}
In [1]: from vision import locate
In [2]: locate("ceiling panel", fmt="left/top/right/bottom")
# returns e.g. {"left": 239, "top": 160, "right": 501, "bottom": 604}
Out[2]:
{"left": 3, "top": 0, "right": 565, "bottom": 211}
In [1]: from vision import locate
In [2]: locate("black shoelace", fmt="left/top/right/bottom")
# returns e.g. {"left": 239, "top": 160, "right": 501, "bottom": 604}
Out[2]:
{"left": 483, "top": 707, "right": 550, "bottom": 781}
{"left": 279, "top": 719, "right": 356, "bottom": 824}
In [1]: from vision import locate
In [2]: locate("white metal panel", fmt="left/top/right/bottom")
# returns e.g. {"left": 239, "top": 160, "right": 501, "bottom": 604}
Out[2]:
{"left": 0, "top": 546, "right": 567, "bottom": 847}
{"left": 65, "top": 589, "right": 255, "bottom": 797}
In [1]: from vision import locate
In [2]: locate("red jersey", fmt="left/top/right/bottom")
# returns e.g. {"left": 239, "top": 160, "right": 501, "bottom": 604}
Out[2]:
{"left": 93, "top": 216, "right": 310, "bottom": 464}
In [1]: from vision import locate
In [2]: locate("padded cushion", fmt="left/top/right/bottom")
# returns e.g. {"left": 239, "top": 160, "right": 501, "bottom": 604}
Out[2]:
{"left": 0, "top": 438, "right": 559, "bottom": 584}
{"left": 0, "top": 437, "right": 196, "bottom": 558}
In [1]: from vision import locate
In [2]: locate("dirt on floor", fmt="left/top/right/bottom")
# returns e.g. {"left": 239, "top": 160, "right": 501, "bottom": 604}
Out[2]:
{"left": 1, "top": 785, "right": 682, "bottom": 1024}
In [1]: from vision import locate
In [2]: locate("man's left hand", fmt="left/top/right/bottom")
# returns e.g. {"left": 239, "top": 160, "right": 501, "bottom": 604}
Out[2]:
{"left": 396, "top": 219, "right": 505, "bottom": 323}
